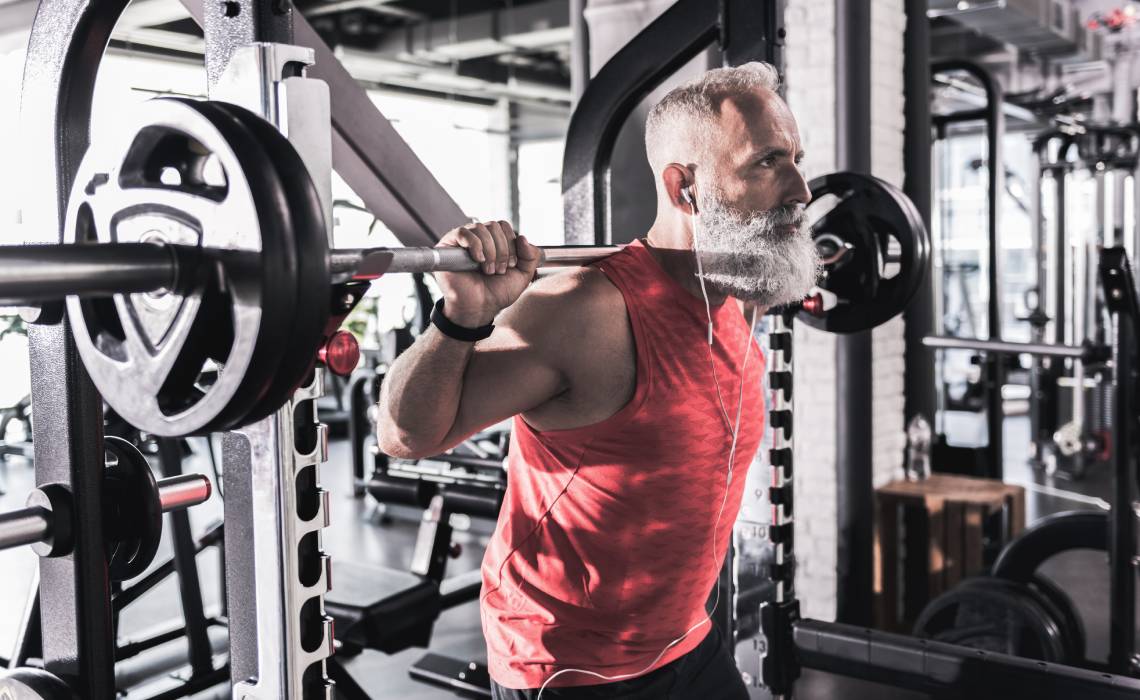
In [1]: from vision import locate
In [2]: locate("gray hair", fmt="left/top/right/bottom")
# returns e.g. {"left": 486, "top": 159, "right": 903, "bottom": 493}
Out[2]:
{"left": 644, "top": 62, "right": 781, "bottom": 178}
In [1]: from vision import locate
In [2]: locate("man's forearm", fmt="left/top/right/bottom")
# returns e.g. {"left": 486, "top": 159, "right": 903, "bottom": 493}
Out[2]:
{"left": 376, "top": 326, "right": 475, "bottom": 458}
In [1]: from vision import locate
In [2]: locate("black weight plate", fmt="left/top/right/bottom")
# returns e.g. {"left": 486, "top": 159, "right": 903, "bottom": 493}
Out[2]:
{"left": 914, "top": 576, "right": 1067, "bottom": 662}
{"left": 103, "top": 435, "right": 162, "bottom": 581}
{"left": 959, "top": 577, "right": 1073, "bottom": 665}
{"left": 184, "top": 100, "right": 302, "bottom": 432}
{"left": 0, "top": 668, "right": 77, "bottom": 699}
{"left": 991, "top": 510, "right": 1108, "bottom": 581}
{"left": 209, "top": 101, "right": 331, "bottom": 424}
{"left": 988, "top": 511, "right": 1099, "bottom": 666}
{"left": 798, "top": 172, "right": 930, "bottom": 333}
{"left": 1029, "top": 574, "right": 1086, "bottom": 664}
{"left": 64, "top": 97, "right": 298, "bottom": 436}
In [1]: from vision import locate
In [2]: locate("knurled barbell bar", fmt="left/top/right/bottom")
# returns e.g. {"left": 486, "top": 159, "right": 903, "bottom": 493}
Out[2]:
{"left": 0, "top": 97, "right": 928, "bottom": 438}
{"left": 0, "top": 243, "right": 624, "bottom": 306}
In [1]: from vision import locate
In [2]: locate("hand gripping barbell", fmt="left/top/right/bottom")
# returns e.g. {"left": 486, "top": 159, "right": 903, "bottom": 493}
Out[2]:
{"left": 0, "top": 97, "right": 928, "bottom": 437}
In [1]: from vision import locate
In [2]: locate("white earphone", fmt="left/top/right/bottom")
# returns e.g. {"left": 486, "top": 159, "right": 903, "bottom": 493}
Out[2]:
{"left": 533, "top": 175, "right": 758, "bottom": 700}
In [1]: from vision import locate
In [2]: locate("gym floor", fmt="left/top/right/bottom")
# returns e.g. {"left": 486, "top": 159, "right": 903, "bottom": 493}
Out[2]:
{"left": 0, "top": 416, "right": 1119, "bottom": 699}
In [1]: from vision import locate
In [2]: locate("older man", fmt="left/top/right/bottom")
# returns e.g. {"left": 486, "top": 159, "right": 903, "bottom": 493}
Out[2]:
{"left": 377, "top": 62, "right": 818, "bottom": 699}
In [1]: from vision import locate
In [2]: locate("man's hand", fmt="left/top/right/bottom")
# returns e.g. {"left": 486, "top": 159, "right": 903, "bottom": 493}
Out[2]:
{"left": 434, "top": 221, "right": 542, "bottom": 327}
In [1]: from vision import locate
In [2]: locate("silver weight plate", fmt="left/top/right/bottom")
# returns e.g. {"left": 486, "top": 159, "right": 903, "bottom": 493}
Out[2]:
{"left": 64, "top": 98, "right": 296, "bottom": 436}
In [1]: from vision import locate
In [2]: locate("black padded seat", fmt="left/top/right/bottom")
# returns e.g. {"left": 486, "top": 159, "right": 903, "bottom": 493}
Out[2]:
{"left": 326, "top": 561, "right": 442, "bottom": 654}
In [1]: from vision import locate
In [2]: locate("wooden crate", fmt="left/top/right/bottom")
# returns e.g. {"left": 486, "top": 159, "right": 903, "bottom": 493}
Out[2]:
{"left": 873, "top": 474, "right": 1025, "bottom": 632}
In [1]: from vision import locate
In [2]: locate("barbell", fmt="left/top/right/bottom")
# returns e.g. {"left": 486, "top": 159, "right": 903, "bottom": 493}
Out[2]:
{"left": 1, "top": 97, "right": 929, "bottom": 437}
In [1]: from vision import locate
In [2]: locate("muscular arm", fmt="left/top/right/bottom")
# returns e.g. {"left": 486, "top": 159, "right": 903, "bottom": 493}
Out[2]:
{"left": 376, "top": 275, "right": 576, "bottom": 459}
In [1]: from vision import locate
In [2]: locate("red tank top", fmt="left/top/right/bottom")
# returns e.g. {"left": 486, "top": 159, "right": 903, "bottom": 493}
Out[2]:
{"left": 479, "top": 239, "right": 766, "bottom": 689}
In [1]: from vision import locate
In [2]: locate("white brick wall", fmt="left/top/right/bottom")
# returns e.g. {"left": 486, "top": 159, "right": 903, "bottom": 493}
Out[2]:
{"left": 870, "top": 0, "right": 908, "bottom": 489}
{"left": 783, "top": 0, "right": 910, "bottom": 620}
{"left": 783, "top": 0, "right": 840, "bottom": 622}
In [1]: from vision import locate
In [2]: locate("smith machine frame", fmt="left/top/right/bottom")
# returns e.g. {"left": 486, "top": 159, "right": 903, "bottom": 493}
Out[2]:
{"left": 16, "top": 0, "right": 1140, "bottom": 698}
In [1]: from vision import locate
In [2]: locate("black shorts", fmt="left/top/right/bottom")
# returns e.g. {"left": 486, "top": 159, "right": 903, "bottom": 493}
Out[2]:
{"left": 489, "top": 626, "right": 750, "bottom": 700}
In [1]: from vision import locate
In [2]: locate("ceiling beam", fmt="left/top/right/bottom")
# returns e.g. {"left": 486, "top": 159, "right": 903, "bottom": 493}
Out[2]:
{"left": 302, "top": 0, "right": 424, "bottom": 21}
{"left": 375, "top": 0, "right": 570, "bottom": 62}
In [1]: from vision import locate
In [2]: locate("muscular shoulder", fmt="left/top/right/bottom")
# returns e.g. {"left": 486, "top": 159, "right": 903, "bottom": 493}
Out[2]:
{"left": 527, "top": 267, "right": 624, "bottom": 316}
{"left": 495, "top": 267, "right": 628, "bottom": 360}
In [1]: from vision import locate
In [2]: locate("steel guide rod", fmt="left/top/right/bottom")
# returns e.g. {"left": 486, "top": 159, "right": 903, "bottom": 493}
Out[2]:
{"left": 0, "top": 474, "right": 211, "bottom": 551}
{"left": 18, "top": 0, "right": 131, "bottom": 693}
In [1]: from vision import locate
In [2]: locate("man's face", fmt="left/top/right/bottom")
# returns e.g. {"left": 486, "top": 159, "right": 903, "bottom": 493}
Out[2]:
{"left": 690, "top": 90, "right": 819, "bottom": 305}
{"left": 704, "top": 89, "right": 811, "bottom": 214}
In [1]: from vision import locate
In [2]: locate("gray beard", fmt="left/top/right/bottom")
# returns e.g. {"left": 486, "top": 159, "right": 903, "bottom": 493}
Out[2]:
{"left": 692, "top": 197, "right": 820, "bottom": 306}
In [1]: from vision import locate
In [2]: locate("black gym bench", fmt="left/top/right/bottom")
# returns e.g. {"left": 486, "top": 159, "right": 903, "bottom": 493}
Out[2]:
{"left": 326, "top": 476, "right": 503, "bottom": 698}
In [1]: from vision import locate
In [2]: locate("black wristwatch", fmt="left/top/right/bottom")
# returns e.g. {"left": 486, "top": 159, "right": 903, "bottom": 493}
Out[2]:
{"left": 430, "top": 299, "right": 495, "bottom": 342}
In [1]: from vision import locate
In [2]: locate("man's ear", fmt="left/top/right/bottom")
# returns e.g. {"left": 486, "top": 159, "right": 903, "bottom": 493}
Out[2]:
{"left": 663, "top": 163, "right": 697, "bottom": 214}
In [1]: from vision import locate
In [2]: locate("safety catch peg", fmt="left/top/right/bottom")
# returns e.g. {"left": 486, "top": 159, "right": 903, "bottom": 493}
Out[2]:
{"left": 800, "top": 287, "right": 839, "bottom": 317}
{"left": 319, "top": 331, "right": 361, "bottom": 377}
{"left": 759, "top": 600, "right": 802, "bottom": 695}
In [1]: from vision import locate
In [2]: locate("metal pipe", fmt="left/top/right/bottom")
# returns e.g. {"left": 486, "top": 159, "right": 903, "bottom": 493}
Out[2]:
{"left": 1056, "top": 169, "right": 1068, "bottom": 345}
{"left": 1108, "top": 308, "right": 1136, "bottom": 673}
{"left": 930, "top": 108, "right": 988, "bottom": 125}
{"left": 1029, "top": 151, "right": 1048, "bottom": 467}
{"left": 932, "top": 59, "right": 1005, "bottom": 478}
{"left": 1073, "top": 164, "right": 1100, "bottom": 468}
{"left": 569, "top": 0, "right": 589, "bottom": 106}
{"left": 156, "top": 473, "right": 212, "bottom": 512}
{"left": 0, "top": 243, "right": 623, "bottom": 305}
{"left": 0, "top": 243, "right": 178, "bottom": 304}
{"left": 903, "top": 0, "right": 935, "bottom": 429}
{"left": 835, "top": 0, "right": 874, "bottom": 626}
{"left": 794, "top": 618, "right": 1140, "bottom": 699}
{"left": 0, "top": 506, "right": 51, "bottom": 551}
{"left": 0, "top": 474, "right": 211, "bottom": 552}
{"left": 1133, "top": 170, "right": 1140, "bottom": 265}
{"left": 923, "top": 335, "right": 1091, "bottom": 360}
{"left": 335, "top": 245, "right": 625, "bottom": 280}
